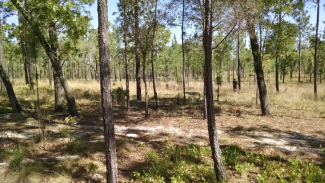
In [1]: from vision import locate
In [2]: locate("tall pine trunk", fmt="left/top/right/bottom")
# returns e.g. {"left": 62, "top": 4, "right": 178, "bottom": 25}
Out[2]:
{"left": 237, "top": 25, "right": 241, "bottom": 90}
{"left": 247, "top": 18, "right": 271, "bottom": 115}
{"left": 98, "top": 0, "right": 118, "bottom": 182}
{"left": 123, "top": 1, "right": 130, "bottom": 110}
{"left": 182, "top": 0, "right": 186, "bottom": 104}
{"left": 135, "top": 0, "right": 141, "bottom": 101}
{"left": 203, "top": 0, "right": 227, "bottom": 181}
{"left": 298, "top": 34, "right": 301, "bottom": 83}
{"left": 151, "top": 0, "right": 158, "bottom": 108}
{"left": 143, "top": 53, "right": 149, "bottom": 117}
{"left": 276, "top": 10, "right": 281, "bottom": 92}
{"left": 314, "top": 0, "right": 319, "bottom": 100}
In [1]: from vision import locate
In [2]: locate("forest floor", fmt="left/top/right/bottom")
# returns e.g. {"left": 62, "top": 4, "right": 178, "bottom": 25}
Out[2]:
{"left": 0, "top": 79, "right": 324, "bottom": 182}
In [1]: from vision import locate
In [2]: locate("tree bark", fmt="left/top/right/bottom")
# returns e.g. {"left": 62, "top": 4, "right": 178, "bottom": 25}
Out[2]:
{"left": 10, "top": 0, "right": 79, "bottom": 116}
{"left": 53, "top": 70, "right": 64, "bottom": 112}
{"left": 298, "top": 34, "right": 301, "bottom": 83}
{"left": 237, "top": 25, "right": 241, "bottom": 90}
{"left": 0, "top": 17, "right": 22, "bottom": 112}
{"left": 203, "top": 0, "right": 227, "bottom": 181}
{"left": 48, "top": 59, "right": 52, "bottom": 87}
{"left": 182, "top": 0, "right": 186, "bottom": 104}
{"left": 123, "top": 1, "right": 130, "bottom": 111}
{"left": 314, "top": 0, "right": 319, "bottom": 100}
{"left": 276, "top": 10, "right": 281, "bottom": 93}
{"left": 151, "top": 0, "right": 158, "bottom": 108}
{"left": 98, "top": 0, "right": 118, "bottom": 182}
{"left": 143, "top": 53, "right": 149, "bottom": 117}
{"left": 134, "top": 0, "right": 141, "bottom": 101}
{"left": 247, "top": 18, "right": 271, "bottom": 115}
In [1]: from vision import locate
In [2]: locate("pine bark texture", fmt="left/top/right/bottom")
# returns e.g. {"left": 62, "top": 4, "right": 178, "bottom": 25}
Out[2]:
{"left": 98, "top": 0, "right": 118, "bottom": 182}
{"left": 203, "top": 0, "right": 227, "bottom": 181}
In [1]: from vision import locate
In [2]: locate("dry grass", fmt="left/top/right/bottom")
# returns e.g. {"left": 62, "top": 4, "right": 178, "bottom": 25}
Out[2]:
{"left": 0, "top": 77, "right": 324, "bottom": 182}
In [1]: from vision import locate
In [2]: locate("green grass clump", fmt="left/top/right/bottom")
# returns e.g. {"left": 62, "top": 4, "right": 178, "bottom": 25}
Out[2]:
{"left": 132, "top": 144, "right": 325, "bottom": 183}
{"left": 0, "top": 106, "right": 12, "bottom": 113}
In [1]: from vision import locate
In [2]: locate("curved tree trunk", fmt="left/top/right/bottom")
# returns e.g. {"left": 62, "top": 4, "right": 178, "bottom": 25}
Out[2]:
{"left": 203, "top": 0, "right": 227, "bottom": 181}
{"left": 11, "top": 0, "right": 79, "bottom": 117}
{"left": 98, "top": 0, "right": 118, "bottom": 182}
{"left": 0, "top": 19, "right": 22, "bottom": 112}
{"left": 247, "top": 19, "right": 271, "bottom": 115}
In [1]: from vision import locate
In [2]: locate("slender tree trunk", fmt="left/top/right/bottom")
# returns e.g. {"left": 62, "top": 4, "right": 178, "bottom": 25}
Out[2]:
{"left": 135, "top": 0, "right": 141, "bottom": 101}
{"left": 232, "top": 52, "right": 235, "bottom": 80}
{"left": 314, "top": 0, "right": 319, "bottom": 100}
{"left": 143, "top": 53, "right": 149, "bottom": 117}
{"left": 298, "top": 35, "right": 301, "bottom": 83}
{"left": 276, "top": 56, "right": 279, "bottom": 92}
{"left": 247, "top": 18, "right": 271, "bottom": 115}
{"left": 0, "top": 35, "right": 5, "bottom": 92}
{"left": 11, "top": 0, "right": 78, "bottom": 116}
{"left": 276, "top": 10, "right": 281, "bottom": 92}
{"left": 98, "top": 0, "right": 118, "bottom": 182}
{"left": 203, "top": 0, "right": 227, "bottom": 181}
{"left": 123, "top": 1, "right": 130, "bottom": 110}
{"left": 151, "top": 0, "right": 158, "bottom": 108}
{"left": 182, "top": 0, "right": 186, "bottom": 104}
{"left": 237, "top": 24, "right": 241, "bottom": 90}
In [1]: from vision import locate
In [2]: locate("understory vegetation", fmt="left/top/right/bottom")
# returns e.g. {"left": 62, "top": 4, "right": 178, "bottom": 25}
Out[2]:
{"left": 133, "top": 144, "right": 325, "bottom": 183}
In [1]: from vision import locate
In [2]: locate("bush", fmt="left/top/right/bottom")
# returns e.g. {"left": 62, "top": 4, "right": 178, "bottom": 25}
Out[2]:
{"left": 0, "top": 106, "right": 12, "bottom": 113}
{"left": 112, "top": 87, "right": 127, "bottom": 105}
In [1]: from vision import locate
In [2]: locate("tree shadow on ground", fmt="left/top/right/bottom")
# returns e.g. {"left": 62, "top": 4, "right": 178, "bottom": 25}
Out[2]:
{"left": 226, "top": 125, "right": 325, "bottom": 151}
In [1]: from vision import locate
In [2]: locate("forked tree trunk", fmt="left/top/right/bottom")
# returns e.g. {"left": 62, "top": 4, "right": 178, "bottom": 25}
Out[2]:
{"left": 135, "top": 0, "right": 141, "bottom": 101}
{"left": 247, "top": 18, "right": 271, "bottom": 115}
{"left": 98, "top": 0, "right": 118, "bottom": 182}
{"left": 11, "top": 0, "right": 79, "bottom": 116}
{"left": 203, "top": 0, "right": 227, "bottom": 181}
